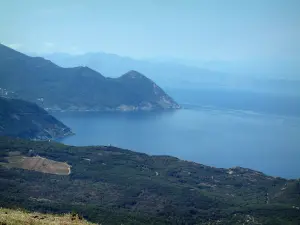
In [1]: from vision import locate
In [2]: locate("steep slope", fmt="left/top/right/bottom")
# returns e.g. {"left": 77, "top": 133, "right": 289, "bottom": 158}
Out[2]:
{"left": 0, "top": 97, "right": 72, "bottom": 140}
{"left": 0, "top": 137, "right": 299, "bottom": 224}
{"left": 0, "top": 44, "right": 179, "bottom": 111}
{"left": 114, "top": 70, "right": 180, "bottom": 110}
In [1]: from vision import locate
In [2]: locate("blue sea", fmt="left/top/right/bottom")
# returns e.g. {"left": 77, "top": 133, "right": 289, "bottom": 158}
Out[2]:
{"left": 54, "top": 105, "right": 300, "bottom": 179}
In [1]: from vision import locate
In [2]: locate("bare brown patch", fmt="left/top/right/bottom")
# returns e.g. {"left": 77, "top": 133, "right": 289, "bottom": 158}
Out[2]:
{"left": 3, "top": 155, "right": 71, "bottom": 175}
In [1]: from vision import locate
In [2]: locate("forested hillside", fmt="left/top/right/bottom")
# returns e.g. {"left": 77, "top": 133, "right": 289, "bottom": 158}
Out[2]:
{"left": 0, "top": 137, "right": 299, "bottom": 224}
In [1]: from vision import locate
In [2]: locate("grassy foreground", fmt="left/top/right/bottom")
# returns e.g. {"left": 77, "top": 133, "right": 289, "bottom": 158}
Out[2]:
{"left": 0, "top": 208, "right": 97, "bottom": 225}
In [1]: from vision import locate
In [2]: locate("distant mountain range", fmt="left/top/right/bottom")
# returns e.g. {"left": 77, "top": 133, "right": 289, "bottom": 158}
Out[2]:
{"left": 0, "top": 97, "right": 72, "bottom": 140}
{"left": 0, "top": 44, "right": 179, "bottom": 111}
{"left": 41, "top": 52, "right": 300, "bottom": 96}
{"left": 41, "top": 52, "right": 228, "bottom": 90}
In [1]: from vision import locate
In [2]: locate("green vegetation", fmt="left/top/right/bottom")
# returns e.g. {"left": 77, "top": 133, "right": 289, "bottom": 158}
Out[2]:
{"left": 0, "top": 137, "right": 299, "bottom": 224}
{"left": 0, "top": 44, "right": 179, "bottom": 111}
{"left": 0, "top": 97, "right": 72, "bottom": 140}
{"left": 0, "top": 208, "right": 97, "bottom": 225}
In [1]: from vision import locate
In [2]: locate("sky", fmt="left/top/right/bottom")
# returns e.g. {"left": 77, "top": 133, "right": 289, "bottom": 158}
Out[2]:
{"left": 0, "top": 0, "right": 299, "bottom": 62}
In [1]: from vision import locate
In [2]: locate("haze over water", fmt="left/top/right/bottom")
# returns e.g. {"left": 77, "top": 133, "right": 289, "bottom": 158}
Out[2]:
{"left": 55, "top": 105, "right": 300, "bottom": 179}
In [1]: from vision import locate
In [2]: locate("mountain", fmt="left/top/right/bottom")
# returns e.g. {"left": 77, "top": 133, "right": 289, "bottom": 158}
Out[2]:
{"left": 42, "top": 52, "right": 300, "bottom": 96}
{"left": 0, "top": 44, "right": 180, "bottom": 111}
{"left": 0, "top": 97, "right": 72, "bottom": 140}
{"left": 1, "top": 136, "right": 299, "bottom": 224}
{"left": 42, "top": 52, "right": 228, "bottom": 90}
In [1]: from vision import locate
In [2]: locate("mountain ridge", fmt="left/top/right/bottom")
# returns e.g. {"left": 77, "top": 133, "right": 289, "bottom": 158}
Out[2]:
{"left": 0, "top": 44, "right": 180, "bottom": 112}
{"left": 41, "top": 51, "right": 300, "bottom": 96}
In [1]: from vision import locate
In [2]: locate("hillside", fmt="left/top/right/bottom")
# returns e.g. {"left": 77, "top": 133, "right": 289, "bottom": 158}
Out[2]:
{"left": 0, "top": 208, "right": 97, "bottom": 225}
{"left": 0, "top": 97, "right": 72, "bottom": 140}
{"left": 0, "top": 44, "right": 180, "bottom": 111}
{"left": 0, "top": 137, "right": 299, "bottom": 224}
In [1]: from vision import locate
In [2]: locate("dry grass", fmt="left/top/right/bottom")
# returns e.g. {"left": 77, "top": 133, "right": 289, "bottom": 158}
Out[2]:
{"left": 2, "top": 154, "right": 71, "bottom": 175}
{"left": 0, "top": 208, "right": 98, "bottom": 225}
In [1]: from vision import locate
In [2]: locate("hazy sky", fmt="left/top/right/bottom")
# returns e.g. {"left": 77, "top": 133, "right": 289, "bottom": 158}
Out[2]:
{"left": 1, "top": 0, "right": 299, "bottom": 61}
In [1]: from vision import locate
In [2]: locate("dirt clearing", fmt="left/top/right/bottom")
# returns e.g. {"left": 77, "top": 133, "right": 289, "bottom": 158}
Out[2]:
{"left": 2, "top": 154, "right": 71, "bottom": 175}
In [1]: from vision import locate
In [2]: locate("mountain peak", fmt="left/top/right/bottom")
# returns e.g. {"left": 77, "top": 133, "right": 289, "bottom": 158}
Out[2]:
{"left": 120, "top": 70, "right": 148, "bottom": 79}
{"left": 71, "top": 66, "right": 105, "bottom": 79}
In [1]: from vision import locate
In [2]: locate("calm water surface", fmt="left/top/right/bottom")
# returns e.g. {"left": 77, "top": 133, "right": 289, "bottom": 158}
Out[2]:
{"left": 54, "top": 108, "right": 300, "bottom": 178}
